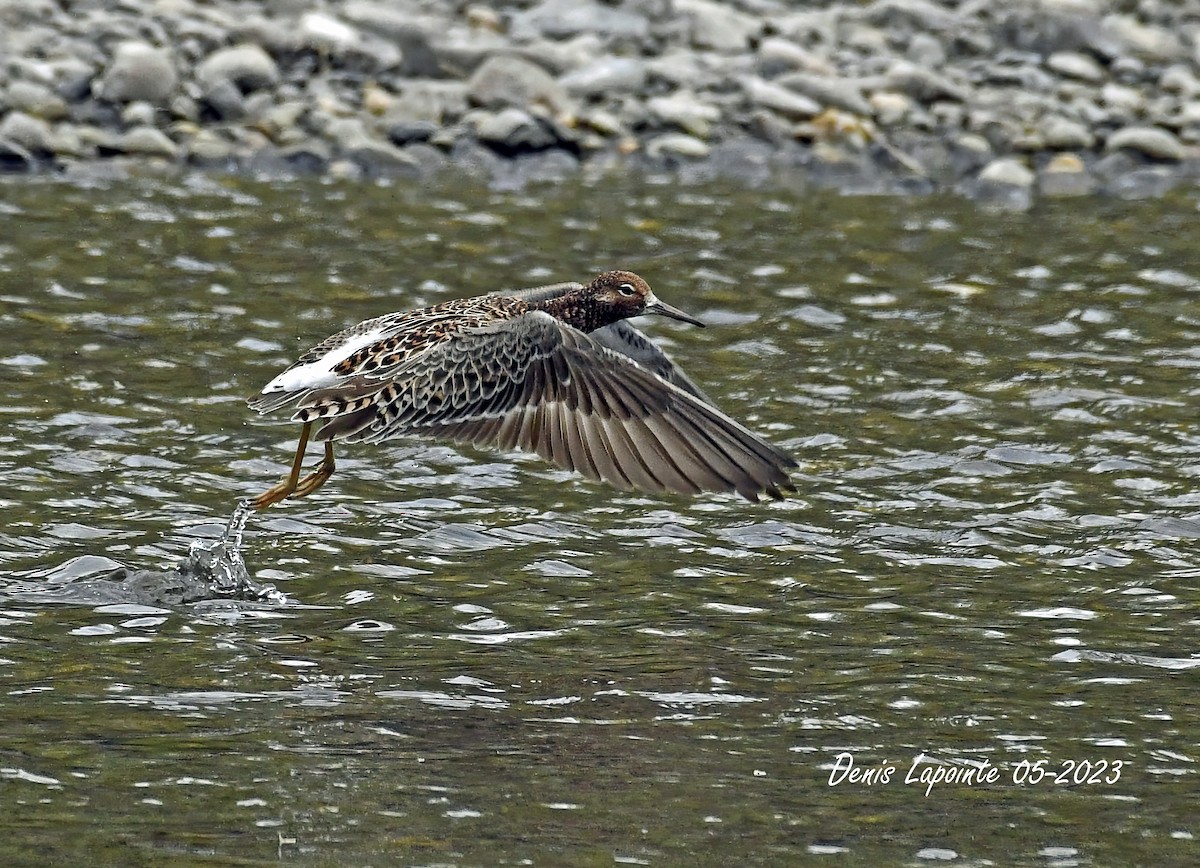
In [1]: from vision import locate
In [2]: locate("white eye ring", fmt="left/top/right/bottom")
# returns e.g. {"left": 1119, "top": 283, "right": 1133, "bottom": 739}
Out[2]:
{"left": 618, "top": 283, "right": 637, "bottom": 297}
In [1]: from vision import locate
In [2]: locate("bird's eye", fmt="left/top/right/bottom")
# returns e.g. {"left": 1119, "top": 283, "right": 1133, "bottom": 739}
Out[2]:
{"left": 618, "top": 283, "right": 636, "bottom": 297}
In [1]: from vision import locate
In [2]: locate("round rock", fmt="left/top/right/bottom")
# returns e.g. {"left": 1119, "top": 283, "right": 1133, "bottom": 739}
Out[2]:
{"left": 197, "top": 44, "right": 279, "bottom": 93}
{"left": 1105, "top": 125, "right": 1186, "bottom": 161}
{"left": 468, "top": 55, "right": 568, "bottom": 114}
{"left": 98, "top": 42, "right": 177, "bottom": 104}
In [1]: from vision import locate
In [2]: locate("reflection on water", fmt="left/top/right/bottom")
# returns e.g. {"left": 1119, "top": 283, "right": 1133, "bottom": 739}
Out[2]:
{"left": 0, "top": 174, "right": 1196, "bottom": 864}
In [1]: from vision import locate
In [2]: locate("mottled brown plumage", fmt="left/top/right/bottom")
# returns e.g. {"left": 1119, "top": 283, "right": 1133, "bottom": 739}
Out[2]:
{"left": 248, "top": 270, "right": 796, "bottom": 509}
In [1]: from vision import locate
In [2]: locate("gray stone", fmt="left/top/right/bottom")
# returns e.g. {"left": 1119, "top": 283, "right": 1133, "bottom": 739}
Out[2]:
{"left": 473, "top": 108, "right": 556, "bottom": 152}
{"left": 197, "top": 44, "right": 279, "bottom": 93}
{"left": 742, "top": 76, "right": 821, "bottom": 120}
{"left": 0, "top": 138, "right": 38, "bottom": 171}
{"left": 510, "top": 0, "right": 649, "bottom": 41}
{"left": 869, "top": 91, "right": 912, "bottom": 127}
{"left": 646, "top": 132, "right": 710, "bottom": 159}
{"left": 676, "top": 0, "right": 761, "bottom": 52}
{"left": 386, "top": 120, "right": 439, "bottom": 146}
{"left": 1038, "top": 152, "right": 1095, "bottom": 197}
{"left": 647, "top": 91, "right": 721, "bottom": 137}
{"left": 185, "top": 129, "right": 242, "bottom": 167}
{"left": 1160, "top": 64, "right": 1200, "bottom": 96}
{"left": 98, "top": 42, "right": 177, "bottom": 103}
{"left": 118, "top": 126, "right": 179, "bottom": 158}
{"left": 299, "top": 11, "right": 361, "bottom": 54}
{"left": 278, "top": 138, "right": 332, "bottom": 173}
{"left": 868, "top": 60, "right": 968, "bottom": 104}
{"left": 973, "top": 157, "right": 1035, "bottom": 210}
{"left": 1102, "top": 14, "right": 1185, "bottom": 63}
{"left": 1107, "top": 166, "right": 1181, "bottom": 199}
{"left": 1045, "top": 51, "right": 1105, "bottom": 84}
{"left": 383, "top": 81, "right": 469, "bottom": 125}
{"left": 757, "top": 37, "right": 833, "bottom": 78}
{"left": 1105, "top": 125, "right": 1186, "bottom": 161}
{"left": 201, "top": 78, "right": 247, "bottom": 121}
{"left": 1041, "top": 116, "right": 1094, "bottom": 150}
{"left": 5, "top": 80, "right": 68, "bottom": 120}
{"left": 776, "top": 72, "right": 873, "bottom": 116}
{"left": 120, "top": 101, "right": 158, "bottom": 128}
{"left": 0, "top": 111, "right": 54, "bottom": 153}
{"left": 905, "top": 32, "right": 946, "bottom": 69}
{"left": 979, "top": 157, "right": 1034, "bottom": 187}
{"left": 560, "top": 58, "right": 647, "bottom": 98}
{"left": 468, "top": 55, "right": 569, "bottom": 114}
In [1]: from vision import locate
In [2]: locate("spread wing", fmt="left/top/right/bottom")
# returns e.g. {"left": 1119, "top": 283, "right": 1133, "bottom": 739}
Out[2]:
{"left": 504, "top": 281, "right": 713, "bottom": 404}
{"left": 292, "top": 311, "right": 795, "bottom": 501}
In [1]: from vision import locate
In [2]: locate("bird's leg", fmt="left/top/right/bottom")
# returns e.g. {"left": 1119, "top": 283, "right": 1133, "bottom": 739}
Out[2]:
{"left": 291, "top": 440, "right": 336, "bottom": 499}
{"left": 252, "top": 421, "right": 313, "bottom": 510}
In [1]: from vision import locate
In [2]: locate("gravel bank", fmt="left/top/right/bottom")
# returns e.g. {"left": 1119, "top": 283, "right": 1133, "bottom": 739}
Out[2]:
{"left": 3, "top": 0, "right": 1200, "bottom": 205}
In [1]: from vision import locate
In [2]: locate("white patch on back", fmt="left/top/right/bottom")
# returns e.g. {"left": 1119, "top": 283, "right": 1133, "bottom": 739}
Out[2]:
{"left": 263, "top": 326, "right": 389, "bottom": 393}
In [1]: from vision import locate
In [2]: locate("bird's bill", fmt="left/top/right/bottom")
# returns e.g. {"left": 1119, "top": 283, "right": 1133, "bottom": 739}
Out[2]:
{"left": 643, "top": 292, "right": 706, "bottom": 327}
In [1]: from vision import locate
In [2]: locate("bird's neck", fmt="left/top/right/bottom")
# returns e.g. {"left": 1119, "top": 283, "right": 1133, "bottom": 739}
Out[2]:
{"left": 530, "top": 291, "right": 612, "bottom": 333}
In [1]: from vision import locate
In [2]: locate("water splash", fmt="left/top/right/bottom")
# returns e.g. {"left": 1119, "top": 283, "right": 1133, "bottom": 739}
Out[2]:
{"left": 176, "top": 499, "right": 284, "bottom": 603}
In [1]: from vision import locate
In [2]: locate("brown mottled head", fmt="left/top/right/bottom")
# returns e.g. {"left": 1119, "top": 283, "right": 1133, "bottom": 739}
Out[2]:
{"left": 566, "top": 270, "right": 705, "bottom": 333}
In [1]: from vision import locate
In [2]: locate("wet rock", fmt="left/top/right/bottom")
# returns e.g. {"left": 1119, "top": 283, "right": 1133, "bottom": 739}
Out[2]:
{"left": 560, "top": 58, "right": 647, "bottom": 98}
{"left": 1046, "top": 51, "right": 1106, "bottom": 84}
{"left": 646, "top": 132, "right": 710, "bottom": 159}
{"left": 386, "top": 119, "right": 439, "bottom": 146}
{"left": 647, "top": 91, "right": 721, "bottom": 137}
{"left": 1041, "top": 115, "right": 1095, "bottom": 150}
{"left": 201, "top": 78, "right": 247, "bottom": 121}
{"left": 97, "top": 42, "right": 177, "bottom": 103}
{"left": 275, "top": 138, "right": 332, "bottom": 173}
{"left": 0, "top": 137, "right": 37, "bottom": 172}
{"left": 1038, "top": 152, "right": 1095, "bottom": 197}
{"left": 473, "top": 108, "right": 557, "bottom": 153}
{"left": 186, "top": 129, "right": 244, "bottom": 168}
{"left": 868, "top": 60, "right": 968, "bottom": 104}
{"left": 299, "top": 11, "right": 360, "bottom": 54}
{"left": 0, "top": 111, "right": 55, "bottom": 154}
{"left": 197, "top": 44, "right": 279, "bottom": 93}
{"left": 973, "top": 157, "right": 1035, "bottom": 210}
{"left": 742, "top": 76, "right": 821, "bottom": 120}
{"left": 676, "top": 0, "right": 761, "bottom": 52}
{"left": 6, "top": 80, "right": 68, "bottom": 120}
{"left": 776, "top": 72, "right": 873, "bottom": 117}
{"left": 1105, "top": 125, "right": 1186, "bottom": 161}
{"left": 870, "top": 91, "right": 912, "bottom": 126}
{"left": 1102, "top": 14, "right": 1185, "bottom": 63}
{"left": 468, "top": 55, "right": 569, "bottom": 114}
{"left": 117, "top": 125, "right": 178, "bottom": 158}
{"left": 757, "top": 37, "right": 834, "bottom": 78}
{"left": 511, "top": 0, "right": 649, "bottom": 41}
{"left": 1160, "top": 64, "right": 1200, "bottom": 97}
{"left": 384, "top": 81, "right": 469, "bottom": 125}
{"left": 1106, "top": 166, "right": 1180, "bottom": 199}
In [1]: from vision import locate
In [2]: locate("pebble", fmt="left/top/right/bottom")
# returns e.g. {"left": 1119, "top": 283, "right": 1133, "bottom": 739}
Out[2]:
{"left": 1038, "top": 152, "right": 1095, "bottom": 197}
{"left": 646, "top": 132, "right": 711, "bottom": 159}
{"left": 97, "top": 42, "right": 177, "bottom": 103}
{"left": 0, "top": 0, "right": 1195, "bottom": 203}
{"left": 468, "top": 55, "right": 569, "bottom": 115}
{"left": 1105, "top": 125, "right": 1186, "bottom": 160}
{"left": 647, "top": 91, "right": 721, "bottom": 137}
{"left": 196, "top": 44, "right": 279, "bottom": 92}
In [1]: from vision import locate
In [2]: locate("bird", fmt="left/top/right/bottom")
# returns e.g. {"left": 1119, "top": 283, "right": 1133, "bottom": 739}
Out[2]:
{"left": 247, "top": 270, "right": 796, "bottom": 509}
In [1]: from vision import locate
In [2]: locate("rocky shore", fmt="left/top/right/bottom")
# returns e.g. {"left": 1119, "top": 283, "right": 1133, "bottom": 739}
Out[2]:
{"left": 3, "top": 0, "right": 1200, "bottom": 205}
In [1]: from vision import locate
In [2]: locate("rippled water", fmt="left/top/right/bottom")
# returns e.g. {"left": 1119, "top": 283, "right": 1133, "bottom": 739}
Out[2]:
{"left": 0, "top": 172, "right": 1196, "bottom": 864}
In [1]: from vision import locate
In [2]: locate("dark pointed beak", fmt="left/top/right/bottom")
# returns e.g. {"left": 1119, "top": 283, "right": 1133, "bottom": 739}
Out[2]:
{"left": 643, "top": 293, "right": 706, "bottom": 327}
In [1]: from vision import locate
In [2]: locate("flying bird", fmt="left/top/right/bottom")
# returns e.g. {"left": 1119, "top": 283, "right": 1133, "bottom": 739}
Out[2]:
{"left": 247, "top": 270, "right": 796, "bottom": 509}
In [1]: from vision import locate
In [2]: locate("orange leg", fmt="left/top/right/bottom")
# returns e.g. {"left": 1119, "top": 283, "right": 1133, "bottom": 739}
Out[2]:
{"left": 253, "top": 423, "right": 338, "bottom": 510}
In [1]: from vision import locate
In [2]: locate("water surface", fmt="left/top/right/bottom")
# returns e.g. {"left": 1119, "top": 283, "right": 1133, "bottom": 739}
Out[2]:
{"left": 0, "top": 173, "right": 1197, "bottom": 864}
